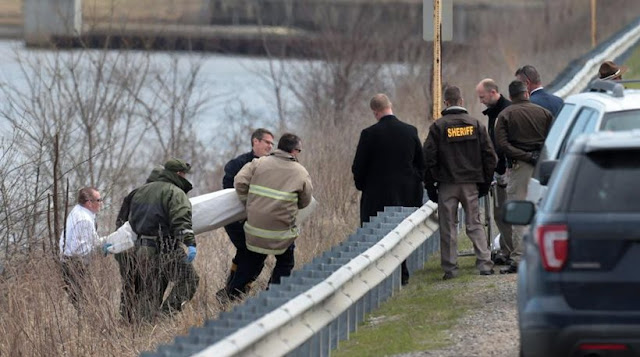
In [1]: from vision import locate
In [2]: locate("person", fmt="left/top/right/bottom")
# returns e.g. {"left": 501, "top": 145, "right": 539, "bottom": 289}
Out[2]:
{"left": 234, "top": 133, "right": 312, "bottom": 292}
{"left": 127, "top": 158, "right": 199, "bottom": 321}
{"left": 112, "top": 165, "right": 163, "bottom": 323}
{"left": 218, "top": 128, "right": 275, "bottom": 302}
{"left": 59, "top": 187, "right": 103, "bottom": 310}
{"left": 495, "top": 80, "right": 553, "bottom": 274}
{"left": 598, "top": 60, "right": 627, "bottom": 80}
{"left": 423, "top": 86, "right": 497, "bottom": 280}
{"left": 515, "top": 65, "right": 564, "bottom": 117}
{"left": 351, "top": 93, "right": 425, "bottom": 285}
{"left": 475, "top": 78, "right": 513, "bottom": 265}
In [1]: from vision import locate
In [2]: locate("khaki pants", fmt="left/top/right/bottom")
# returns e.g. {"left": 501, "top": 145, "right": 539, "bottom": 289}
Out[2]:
{"left": 494, "top": 173, "right": 513, "bottom": 257}
{"left": 438, "top": 182, "right": 493, "bottom": 274}
{"left": 506, "top": 161, "right": 535, "bottom": 264}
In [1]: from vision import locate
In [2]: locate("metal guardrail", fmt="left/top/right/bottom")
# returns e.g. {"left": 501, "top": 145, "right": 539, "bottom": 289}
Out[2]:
{"left": 142, "top": 202, "right": 439, "bottom": 357}
{"left": 548, "top": 16, "right": 640, "bottom": 98}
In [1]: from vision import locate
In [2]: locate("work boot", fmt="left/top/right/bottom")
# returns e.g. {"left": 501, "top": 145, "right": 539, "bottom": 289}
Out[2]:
{"left": 215, "top": 288, "right": 231, "bottom": 305}
{"left": 401, "top": 275, "right": 410, "bottom": 286}
{"left": 492, "top": 253, "right": 509, "bottom": 265}
{"left": 442, "top": 271, "right": 457, "bottom": 280}
{"left": 500, "top": 264, "right": 518, "bottom": 274}
{"left": 479, "top": 269, "right": 495, "bottom": 276}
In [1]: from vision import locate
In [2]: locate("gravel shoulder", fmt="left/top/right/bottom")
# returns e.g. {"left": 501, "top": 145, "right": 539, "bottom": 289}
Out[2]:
{"left": 393, "top": 273, "right": 520, "bottom": 357}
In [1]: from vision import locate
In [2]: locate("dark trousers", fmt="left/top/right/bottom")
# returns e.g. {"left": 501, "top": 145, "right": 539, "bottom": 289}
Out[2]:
{"left": 228, "top": 243, "right": 295, "bottom": 298}
{"left": 60, "top": 256, "right": 88, "bottom": 311}
{"left": 225, "top": 222, "right": 264, "bottom": 296}
{"left": 132, "top": 244, "right": 199, "bottom": 322}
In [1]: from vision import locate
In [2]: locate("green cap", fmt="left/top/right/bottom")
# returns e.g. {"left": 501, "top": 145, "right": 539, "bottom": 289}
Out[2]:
{"left": 164, "top": 158, "right": 191, "bottom": 174}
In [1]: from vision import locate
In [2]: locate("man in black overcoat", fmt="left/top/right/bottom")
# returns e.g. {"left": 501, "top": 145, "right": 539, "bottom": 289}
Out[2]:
{"left": 352, "top": 93, "right": 425, "bottom": 285}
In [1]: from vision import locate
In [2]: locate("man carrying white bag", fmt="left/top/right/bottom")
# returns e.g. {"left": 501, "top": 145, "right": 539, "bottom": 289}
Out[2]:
{"left": 102, "top": 189, "right": 317, "bottom": 254}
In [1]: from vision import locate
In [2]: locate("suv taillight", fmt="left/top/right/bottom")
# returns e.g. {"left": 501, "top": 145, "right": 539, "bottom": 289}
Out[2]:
{"left": 535, "top": 224, "right": 568, "bottom": 272}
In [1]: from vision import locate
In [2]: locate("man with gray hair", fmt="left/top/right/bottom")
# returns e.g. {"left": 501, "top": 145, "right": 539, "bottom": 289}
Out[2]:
{"left": 495, "top": 80, "right": 553, "bottom": 274}
{"left": 59, "top": 187, "right": 103, "bottom": 310}
{"left": 423, "top": 86, "right": 497, "bottom": 280}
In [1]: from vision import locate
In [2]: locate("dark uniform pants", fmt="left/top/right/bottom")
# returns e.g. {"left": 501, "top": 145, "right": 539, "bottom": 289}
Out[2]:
{"left": 228, "top": 243, "right": 295, "bottom": 298}
{"left": 133, "top": 242, "right": 199, "bottom": 322}
{"left": 438, "top": 182, "right": 493, "bottom": 274}
{"left": 225, "top": 222, "right": 264, "bottom": 296}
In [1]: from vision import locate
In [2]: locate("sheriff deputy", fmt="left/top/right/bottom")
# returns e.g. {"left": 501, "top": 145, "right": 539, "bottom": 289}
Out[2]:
{"left": 423, "top": 85, "right": 497, "bottom": 280}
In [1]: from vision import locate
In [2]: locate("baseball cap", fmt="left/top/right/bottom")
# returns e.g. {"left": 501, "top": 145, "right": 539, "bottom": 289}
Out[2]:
{"left": 164, "top": 158, "right": 191, "bottom": 173}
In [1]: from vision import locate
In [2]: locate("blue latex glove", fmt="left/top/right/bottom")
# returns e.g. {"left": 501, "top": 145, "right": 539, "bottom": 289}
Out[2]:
{"left": 185, "top": 246, "right": 197, "bottom": 263}
{"left": 102, "top": 243, "right": 113, "bottom": 256}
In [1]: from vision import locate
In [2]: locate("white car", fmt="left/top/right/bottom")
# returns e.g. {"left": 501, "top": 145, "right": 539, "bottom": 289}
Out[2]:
{"left": 527, "top": 79, "right": 640, "bottom": 204}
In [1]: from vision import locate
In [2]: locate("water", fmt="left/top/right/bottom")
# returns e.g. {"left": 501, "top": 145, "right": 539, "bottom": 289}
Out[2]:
{"left": 0, "top": 40, "right": 291, "bottom": 140}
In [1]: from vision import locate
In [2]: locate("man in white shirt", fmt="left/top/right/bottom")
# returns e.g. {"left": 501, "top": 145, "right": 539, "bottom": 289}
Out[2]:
{"left": 59, "top": 187, "right": 102, "bottom": 310}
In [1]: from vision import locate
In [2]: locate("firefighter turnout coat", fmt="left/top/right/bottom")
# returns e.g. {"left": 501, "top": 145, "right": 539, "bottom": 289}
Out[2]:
{"left": 234, "top": 149, "right": 313, "bottom": 255}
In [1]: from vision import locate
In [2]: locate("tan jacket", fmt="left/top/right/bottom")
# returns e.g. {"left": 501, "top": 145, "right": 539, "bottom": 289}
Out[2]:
{"left": 234, "top": 149, "right": 313, "bottom": 255}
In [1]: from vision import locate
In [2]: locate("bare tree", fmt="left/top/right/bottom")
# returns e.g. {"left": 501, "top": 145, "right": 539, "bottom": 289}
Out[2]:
{"left": 0, "top": 45, "right": 211, "bottom": 258}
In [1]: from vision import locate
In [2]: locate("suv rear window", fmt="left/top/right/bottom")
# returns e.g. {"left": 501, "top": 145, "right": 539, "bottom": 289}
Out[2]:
{"left": 543, "top": 103, "right": 576, "bottom": 158}
{"left": 601, "top": 110, "right": 640, "bottom": 131}
{"left": 569, "top": 150, "right": 640, "bottom": 212}
{"left": 558, "top": 107, "right": 599, "bottom": 157}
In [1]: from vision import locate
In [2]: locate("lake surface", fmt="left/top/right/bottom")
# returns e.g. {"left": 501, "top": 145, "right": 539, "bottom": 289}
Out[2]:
{"left": 0, "top": 40, "right": 290, "bottom": 140}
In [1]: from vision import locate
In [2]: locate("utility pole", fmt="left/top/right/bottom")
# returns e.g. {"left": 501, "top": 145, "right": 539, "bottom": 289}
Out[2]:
{"left": 591, "top": 0, "right": 597, "bottom": 47}
{"left": 424, "top": 0, "right": 451, "bottom": 120}
{"left": 432, "top": 0, "right": 442, "bottom": 120}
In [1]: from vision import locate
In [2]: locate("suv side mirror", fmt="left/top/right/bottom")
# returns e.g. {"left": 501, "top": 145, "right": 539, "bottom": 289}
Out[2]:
{"left": 503, "top": 200, "right": 535, "bottom": 225}
{"left": 538, "top": 160, "right": 558, "bottom": 186}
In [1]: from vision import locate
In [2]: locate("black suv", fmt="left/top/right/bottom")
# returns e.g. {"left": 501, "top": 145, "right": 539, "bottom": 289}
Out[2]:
{"left": 505, "top": 130, "right": 640, "bottom": 357}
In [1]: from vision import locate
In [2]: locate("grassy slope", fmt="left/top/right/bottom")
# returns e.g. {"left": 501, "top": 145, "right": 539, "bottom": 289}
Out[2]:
{"left": 333, "top": 237, "right": 491, "bottom": 357}
{"left": 623, "top": 46, "right": 640, "bottom": 88}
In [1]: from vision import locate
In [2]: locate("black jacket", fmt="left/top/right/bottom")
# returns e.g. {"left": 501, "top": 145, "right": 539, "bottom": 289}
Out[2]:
{"left": 482, "top": 95, "right": 511, "bottom": 174}
{"left": 423, "top": 106, "right": 497, "bottom": 186}
{"left": 223, "top": 151, "right": 258, "bottom": 189}
{"left": 222, "top": 150, "right": 259, "bottom": 233}
{"left": 352, "top": 115, "right": 425, "bottom": 224}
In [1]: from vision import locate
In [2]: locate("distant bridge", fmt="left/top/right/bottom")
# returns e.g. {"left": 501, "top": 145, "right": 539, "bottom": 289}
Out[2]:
{"left": 22, "top": 0, "right": 544, "bottom": 49}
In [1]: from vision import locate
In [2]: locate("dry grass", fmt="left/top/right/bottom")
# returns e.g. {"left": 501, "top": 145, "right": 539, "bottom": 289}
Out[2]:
{"left": 0, "top": 230, "right": 232, "bottom": 356}
{"left": 0, "top": 180, "right": 357, "bottom": 357}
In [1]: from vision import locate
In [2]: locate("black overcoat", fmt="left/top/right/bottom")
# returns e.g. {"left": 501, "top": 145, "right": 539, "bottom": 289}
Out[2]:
{"left": 352, "top": 115, "right": 425, "bottom": 224}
